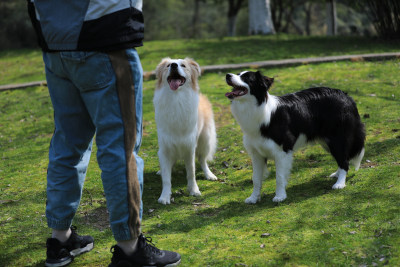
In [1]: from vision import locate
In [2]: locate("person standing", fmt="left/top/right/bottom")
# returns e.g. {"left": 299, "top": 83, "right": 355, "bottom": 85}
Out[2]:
{"left": 27, "top": 0, "right": 181, "bottom": 266}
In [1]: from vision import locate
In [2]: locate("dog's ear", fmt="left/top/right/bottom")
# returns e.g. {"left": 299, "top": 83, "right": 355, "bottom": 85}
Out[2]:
{"left": 155, "top": 57, "right": 171, "bottom": 79}
{"left": 184, "top": 58, "right": 201, "bottom": 90}
{"left": 185, "top": 58, "right": 201, "bottom": 78}
{"left": 256, "top": 71, "right": 274, "bottom": 90}
{"left": 264, "top": 76, "right": 274, "bottom": 90}
{"left": 155, "top": 57, "right": 171, "bottom": 88}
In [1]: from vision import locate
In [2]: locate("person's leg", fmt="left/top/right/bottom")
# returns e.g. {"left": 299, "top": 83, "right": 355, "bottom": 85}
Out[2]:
{"left": 68, "top": 50, "right": 141, "bottom": 246}
{"left": 104, "top": 50, "right": 181, "bottom": 266}
{"left": 43, "top": 51, "right": 95, "bottom": 267}
{"left": 44, "top": 51, "right": 95, "bottom": 231}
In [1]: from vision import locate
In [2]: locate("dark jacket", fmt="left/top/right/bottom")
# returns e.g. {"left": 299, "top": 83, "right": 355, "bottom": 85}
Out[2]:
{"left": 27, "top": 0, "right": 144, "bottom": 52}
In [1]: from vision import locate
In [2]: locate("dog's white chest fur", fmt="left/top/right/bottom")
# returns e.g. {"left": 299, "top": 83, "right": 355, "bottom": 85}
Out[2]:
{"left": 231, "top": 94, "right": 281, "bottom": 156}
{"left": 154, "top": 87, "right": 199, "bottom": 155}
{"left": 154, "top": 57, "right": 218, "bottom": 205}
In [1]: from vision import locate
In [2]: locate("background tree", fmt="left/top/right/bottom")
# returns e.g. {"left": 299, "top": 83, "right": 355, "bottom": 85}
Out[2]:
{"left": 326, "top": 0, "right": 337, "bottom": 35}
{"left": 192, "top": 0, "right": 207, "bottom": 38}
{"left": 248, "top": 0, "right": 276, "bottom": 35}
{"left": 0, "top": 0, "right": 37, "bottom": 50}
{"left": 271, "top": 0, "right": 306, "bottom": 34}
{"left": 363, "top": 0, "right": 400, "bottom": 39}
{"left": 0, "top": 0, "right": 394, "bottom": 50}
{"left": 227, "top": 0, "right": 245, "bottom": 36}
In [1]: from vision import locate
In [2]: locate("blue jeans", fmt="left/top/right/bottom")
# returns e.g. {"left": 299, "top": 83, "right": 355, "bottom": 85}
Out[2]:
{"left": 43, "top": 49, "right": 144, "bottom": 241}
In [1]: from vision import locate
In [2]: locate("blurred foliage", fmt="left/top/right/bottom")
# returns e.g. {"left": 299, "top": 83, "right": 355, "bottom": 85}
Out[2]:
{"left": 0, "top": 1, "right": 37, "bottom": 50}
{"left": 0, "top": 0, "right": 398, "bottom": 51}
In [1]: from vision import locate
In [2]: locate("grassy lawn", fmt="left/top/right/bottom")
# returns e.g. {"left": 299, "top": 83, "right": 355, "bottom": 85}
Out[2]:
{"left": 1, "top": 36, "right": 399, "bottom": 266}
{"left": 1, "top": 34, "right": 400, "bottom": 85}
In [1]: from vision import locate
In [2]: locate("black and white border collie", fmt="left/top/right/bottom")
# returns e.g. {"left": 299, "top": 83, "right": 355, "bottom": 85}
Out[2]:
{"left": 225, "top": 71, "right": 365, "bottom": 204}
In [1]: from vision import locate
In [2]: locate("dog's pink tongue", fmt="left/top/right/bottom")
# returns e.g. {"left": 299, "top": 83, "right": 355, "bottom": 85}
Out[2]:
{"left": 169, "top": 79, "right": 181, "bottom": 91}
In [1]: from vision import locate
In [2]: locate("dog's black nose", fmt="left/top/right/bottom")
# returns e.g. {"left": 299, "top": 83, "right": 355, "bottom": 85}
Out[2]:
{"left": 170, "top": 63, "right": 178, "bottom": 69}
{"left": 226, "top": 73, "right": 232, "bottom": 82}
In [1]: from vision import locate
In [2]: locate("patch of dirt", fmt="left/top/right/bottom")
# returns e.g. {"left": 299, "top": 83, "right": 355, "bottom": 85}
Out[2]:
{"left": 82, "top": 206, "right": 110, "bottom": 231}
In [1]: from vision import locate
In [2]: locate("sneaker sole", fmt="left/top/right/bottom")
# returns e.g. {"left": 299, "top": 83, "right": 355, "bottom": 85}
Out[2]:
{"left": 143, "top": 259, "right": 181, "bottom": 267}
{"left": 70, "top": 242, "right": 94, "bottom": 257}
{"left": 109, "top": 258, "right": 181, "bottom": 267}
{"left": 45, "top": 257, "right": 73, "bottom": 267}
{"left": 165, "top": 258, "right": 181, "bottom": 267}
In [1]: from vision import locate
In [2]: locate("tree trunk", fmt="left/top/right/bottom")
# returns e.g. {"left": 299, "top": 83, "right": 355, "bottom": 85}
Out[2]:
{"left": 248, "top": 0, "right": 276, "bottom": 35}
{"left": 326, "top": 0, "right": 337, "bottom": 36}
{"left": 270, "top": 0, "right": 284, "bottom": 32}
{"left": 192, "top": 0, "right": 201, "bottom": 38}
{"left": 304, "top": 2, "right": 312, "bottom": 36}
{"left": 227, "top": 0, "right": 244, "bottom": 37}
{"left": 227, "top": 16, "right": 237, "bottom": 37}
{"left": 365, "top": 0, "right": 400, "bottom": 39}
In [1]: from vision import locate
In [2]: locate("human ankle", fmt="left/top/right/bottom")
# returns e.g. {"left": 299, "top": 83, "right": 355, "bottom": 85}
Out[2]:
{"left": 117, "top": 238, "right": 139, "bottom": 256}
{"left": 52, "top": 228, "right": 72, "bottom": 244}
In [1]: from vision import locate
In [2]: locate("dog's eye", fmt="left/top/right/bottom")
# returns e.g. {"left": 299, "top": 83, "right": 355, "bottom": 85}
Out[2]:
{"left": 167, "top": 64, "right": 171, "bottom": 67}
{"left": 181, "top": 64, "right": 186, "bottom": 68}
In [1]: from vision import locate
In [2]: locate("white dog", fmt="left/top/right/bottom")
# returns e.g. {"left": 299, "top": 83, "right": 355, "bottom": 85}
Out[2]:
{"left": 153, "top": 58, "right": 218, "bottom": 205}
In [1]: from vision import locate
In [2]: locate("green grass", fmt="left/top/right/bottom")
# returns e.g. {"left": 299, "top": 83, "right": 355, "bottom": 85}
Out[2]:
{"left": 1, "top": 34, "right": 400, "bottom": 85}
{"left": 1, "top": 36, "right": 400, "bottom": 266}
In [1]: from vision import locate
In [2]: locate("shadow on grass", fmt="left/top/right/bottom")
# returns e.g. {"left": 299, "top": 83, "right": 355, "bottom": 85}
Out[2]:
{"left": 142, "top": 168, "right": 340, "bottom": 233}
{"left": 364, "top": 138, "right": 400, "bottom": 159}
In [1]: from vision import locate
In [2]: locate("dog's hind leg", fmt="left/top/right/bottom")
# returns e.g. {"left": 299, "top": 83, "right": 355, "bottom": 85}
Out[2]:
{"left": 158, "top": 150, "right": 174, "bottom": 205}
{"left": 263, "top": 158, "right": 270, "bottom": 180}
{"left": 332, "top": 169, "right": 347, "bottom": 189}
{"left": 199, "top": 158, "right": 217, "bottom": 181}
{"left": 185, "top": 151, "right": 201, "bottom": 197}
{"left": 350, "top": 147, "right": 365, "bottom": 171}
{"left": 327, "top": 139, "right": 349, "bottom": 190}
{"left": 329, "top": 169, "right": 340, "bottom": 178}
{"left": 245, "top": 153, "right": 265, "bottom": 204}
{"left": 196, "top": 122, "right": 218, "bottom": 181}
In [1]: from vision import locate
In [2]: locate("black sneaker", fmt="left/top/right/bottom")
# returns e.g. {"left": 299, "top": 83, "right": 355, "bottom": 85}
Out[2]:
{"left": 45, "top": 226, "right": 94, "bottom": 267}
{"left": 109, "top": 234, "right": 181, "bottom": 267}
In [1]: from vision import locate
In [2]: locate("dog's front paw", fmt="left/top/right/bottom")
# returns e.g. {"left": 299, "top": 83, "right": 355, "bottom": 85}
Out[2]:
{"left": 205, "top": 173, "right": 218, "bottom": 181}
{"left": 332, "top": 182, "right": 346, "bottom": 190}
{"left": 245, "top": 195, "right": 260, "bottom": 204}
{"left": 188, "top": 183, "right": 202, "bottom": 197}
{"left": 189, "top": 189, "right": 202, "bottom": 197}
{"left": 272, "top": 194, "right": 287, "bottom": 202}
{"left": 158, "top": 195, "right": 171, "bottom": 205}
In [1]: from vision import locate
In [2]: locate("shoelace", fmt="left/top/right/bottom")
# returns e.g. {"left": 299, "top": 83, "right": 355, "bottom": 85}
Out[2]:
{"left": 68, "top": 225, "right": 80, "bottom": 242}
{"left": 141, "top": 235, "right": 163, "bottom": 256}
{"left": 109, "top": 235, "right": 162, "bottom": 256}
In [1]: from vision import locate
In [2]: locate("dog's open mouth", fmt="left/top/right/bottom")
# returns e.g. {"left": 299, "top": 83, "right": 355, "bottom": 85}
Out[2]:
{"left": 225, "top": 83, "right": 248, "bottom": 99}
{"left": 167, "top": 75, "right": 186, "bottom": 91}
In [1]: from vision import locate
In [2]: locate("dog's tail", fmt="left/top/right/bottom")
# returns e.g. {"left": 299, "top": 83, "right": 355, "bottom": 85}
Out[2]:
{"left": 197, "top": 118, "right": 217, "bottom": 162}
{"left": 196, "top": 94, "right": 217, "bottom": 162}
{"left": 206, "top": 120, "right": 217, "bottom": 161}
